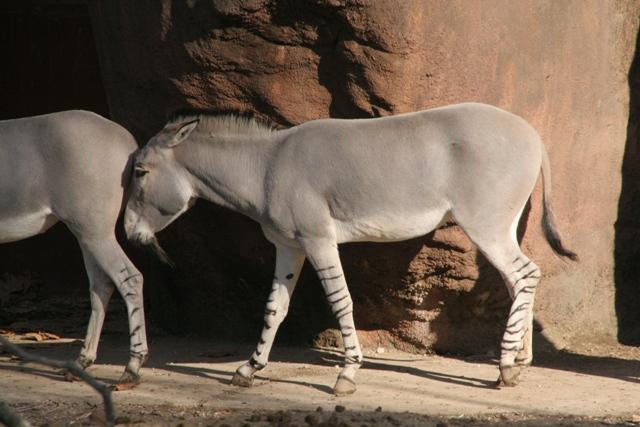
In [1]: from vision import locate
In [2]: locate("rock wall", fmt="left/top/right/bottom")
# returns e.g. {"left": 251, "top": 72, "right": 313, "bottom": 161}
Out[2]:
{"left": 89, "top": 0, "right": 640, "bottom": 353}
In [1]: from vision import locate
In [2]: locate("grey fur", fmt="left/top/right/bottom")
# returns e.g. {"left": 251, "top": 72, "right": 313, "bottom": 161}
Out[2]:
{"left": 125, "top": 102, "right": 575, "bottom": 393}
{"left": 0, "top": 110, "right": 148, "bottom": 385}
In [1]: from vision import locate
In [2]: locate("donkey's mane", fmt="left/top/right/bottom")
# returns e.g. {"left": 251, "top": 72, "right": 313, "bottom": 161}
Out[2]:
{"left": 168, "top": 109, "right": 276, "bottom": 137}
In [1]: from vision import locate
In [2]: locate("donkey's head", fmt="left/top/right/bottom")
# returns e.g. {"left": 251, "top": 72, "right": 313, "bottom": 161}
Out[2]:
{"left": 124, "top": 119, "right": 200, "bottom": 264}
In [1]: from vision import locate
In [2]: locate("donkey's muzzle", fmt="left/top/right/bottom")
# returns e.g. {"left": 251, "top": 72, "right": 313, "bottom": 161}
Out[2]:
{"left": 129, "top": 231, "right": 175, "bottom": 268}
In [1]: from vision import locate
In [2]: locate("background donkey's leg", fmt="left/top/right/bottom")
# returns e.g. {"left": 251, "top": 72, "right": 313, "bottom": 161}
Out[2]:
{"left": 75, "top": 248, "right": 115, "bottom": 371}
{"left": 300, "top": 238, "right": 363, "bottom": 396}
{"left": 232, "top": 244, "right": 305, "bottom": 386}
{"left": 79, "top": 236, "right": 148, "bottom": 389}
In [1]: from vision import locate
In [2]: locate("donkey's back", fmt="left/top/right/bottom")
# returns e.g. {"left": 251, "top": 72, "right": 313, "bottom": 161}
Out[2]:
{"left": 268, "top": 103, "right": 543, "bottom": 244}
{"left": 0, "top": 110, "right": 137, "bottom": 242}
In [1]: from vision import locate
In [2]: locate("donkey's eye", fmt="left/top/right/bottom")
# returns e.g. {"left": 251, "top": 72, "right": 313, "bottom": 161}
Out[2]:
{"left": 135, "top": 168, "right": 149, "bottom": 178}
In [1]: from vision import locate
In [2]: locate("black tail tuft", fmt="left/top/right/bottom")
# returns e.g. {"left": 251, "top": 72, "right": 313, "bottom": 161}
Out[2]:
{"left": 542, "top": 203, "right": 578, "bottom": 261}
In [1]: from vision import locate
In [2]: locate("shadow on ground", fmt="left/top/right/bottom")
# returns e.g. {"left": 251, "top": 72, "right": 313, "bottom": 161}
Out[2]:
{"left": 3, "top": 332, "right": 640, "bottom": 398}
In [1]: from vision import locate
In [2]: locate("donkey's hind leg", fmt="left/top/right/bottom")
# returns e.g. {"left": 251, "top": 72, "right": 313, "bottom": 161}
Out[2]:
{"left": 462, "top": 228, "right": 540, "bottom": 387}
{"left": 300, "top": 237, "right": 363, "bottom": 396}
{"left": 79, "top": 236, "right": 148, "bottom": 390}
{"left": 63, "top": 249, "right": 115, "bottom": 381}
{"left": 497, "top": 251, "right": 540, "bottom": 386}
{"left": 76, "top": 250, "right": 115, "bottom": 368}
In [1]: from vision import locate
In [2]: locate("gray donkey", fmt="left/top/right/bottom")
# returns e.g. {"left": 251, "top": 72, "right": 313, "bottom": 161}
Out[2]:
{"left": 0, "top": 111, "right": 147, "bottom": 389}
{"left": 124, "top": 102, "right": 576, "bottom": 396}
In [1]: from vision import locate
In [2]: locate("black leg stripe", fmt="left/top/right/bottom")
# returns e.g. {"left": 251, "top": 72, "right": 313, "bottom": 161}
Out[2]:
{"left": 336, "top": 310, "right": 353, "bottom": 321}
{"left": 130, "top": 325, "right": 141, "bottom": 337}
{"left": 320, "top": 274, "right": 343, "bottom": 282}
{"left": 505, "top": 326, "right": 524, "bottom": 335}
{"left": 501, "top": 345, "right": 519, "bottom": 352}
{"left": 514, "top": 285, "right": 536, "bottom": 299}
{"left": 316, "top": 266, "right": 336, "bottom": 273}
{"left": 514, "top": 271, "right": 541, "bottom": 286}
{"left": 345, "top": 355, "right": 362, "bottom": 364}
{"left": 325, "top": 286, "right": 347, "bottom": 298}
{"left": 122, "top": 274, "right": 141, "bottom": 283}
{"left": 249, "top": 357, "right": 265, "bottom": 370}
{"left": 506, "top": 318, "right": 525, "bottom": 329}
{"left": 509, "top": 302, "right": 529, "bottom": 315}
{"left": 333, "top": 303, "right": 352, "bottom": 317}
{"left": 513, "top": 261, "right": 532, "bottom": 275}
{"left": 328, "top": 294, "right": 349, "bottom": 305}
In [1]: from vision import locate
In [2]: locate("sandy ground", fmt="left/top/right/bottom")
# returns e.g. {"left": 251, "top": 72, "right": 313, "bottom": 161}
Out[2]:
{"left": 2, "top": 334, "right": 640, "bottom": 426}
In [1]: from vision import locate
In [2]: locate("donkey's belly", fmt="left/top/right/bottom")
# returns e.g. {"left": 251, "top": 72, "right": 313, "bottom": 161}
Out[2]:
{"left": 334, "top": 208, "right": 451, "bottom": 243}
{"left": 0, "top": 209, "right": 58, "bottom": 243}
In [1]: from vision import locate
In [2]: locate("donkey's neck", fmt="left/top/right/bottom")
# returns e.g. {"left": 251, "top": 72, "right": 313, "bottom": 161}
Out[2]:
{"left": 177, "top": 133, "right": 276, "bottom": 220}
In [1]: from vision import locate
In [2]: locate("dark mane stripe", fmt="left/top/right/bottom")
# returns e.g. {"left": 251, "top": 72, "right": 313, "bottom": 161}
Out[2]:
{"left": 167, "top": 108, "right": 277, "bottom": 136}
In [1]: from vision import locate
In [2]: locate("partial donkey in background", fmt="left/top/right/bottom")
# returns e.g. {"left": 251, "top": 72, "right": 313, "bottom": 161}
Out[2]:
{"left": 0, "top": 111, "right": 148, "bottom": 389}
{"left": 124, "top": 102, "right": 576, "bottom": 396}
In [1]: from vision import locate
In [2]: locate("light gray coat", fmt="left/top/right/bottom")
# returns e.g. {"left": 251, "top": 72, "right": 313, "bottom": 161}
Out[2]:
{"left": 0, "top": 110, "right": 147, "bottom": 386}
{"left": 125, "top": 102, "right": 576, "bottom": 395}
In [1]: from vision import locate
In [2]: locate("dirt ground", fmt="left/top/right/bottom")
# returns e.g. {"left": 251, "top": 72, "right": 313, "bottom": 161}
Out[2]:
{"left": 2, "top": 286, "right": 640, "bottom": 426}
{"left": 3, "top": 331, "right": 640, "bottom": 426}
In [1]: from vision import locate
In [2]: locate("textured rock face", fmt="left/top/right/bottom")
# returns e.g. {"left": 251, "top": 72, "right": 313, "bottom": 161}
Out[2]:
{"left": 90, "top": 0, "right": 640, "bottom": 352}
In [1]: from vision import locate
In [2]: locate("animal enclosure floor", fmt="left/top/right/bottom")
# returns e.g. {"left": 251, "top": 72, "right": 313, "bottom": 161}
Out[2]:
{"left": 2, "top": 336, "right": 640, "bottom": 426}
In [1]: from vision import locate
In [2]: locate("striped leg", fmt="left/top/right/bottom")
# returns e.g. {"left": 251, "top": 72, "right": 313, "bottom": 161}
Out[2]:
{"left": 509, "top": 256, "right": 539, "bottom": 369}
{"left": 301, "top": 238, "right": 362, "bottom": 396}
{"left": 77, "top": 250, "right": 115, "bottom": 370}
{"left": 79, "top": 237, "right": 148, "bottom": 389}
{"left": 464, "top": 230, "right": 540, "bottom": 388}
{"left": 497, "top": 254, "right": 540, "bottom": 386}
{"left": 489, "top": 251, "right": 540, "bottom": 387}
{"left": 232, "top": 244, "right": 305, "bottom": 387}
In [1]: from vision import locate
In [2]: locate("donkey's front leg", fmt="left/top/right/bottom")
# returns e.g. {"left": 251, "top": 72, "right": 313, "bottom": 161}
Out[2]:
{"left": 302, "top": 238, "right": 363, "bottom": 396}
{"left": 232, "top": 244, "right": 305, "bottom": 387}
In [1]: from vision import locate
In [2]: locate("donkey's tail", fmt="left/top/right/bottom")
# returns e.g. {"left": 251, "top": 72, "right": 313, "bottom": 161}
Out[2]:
{"left": 540, "top": 144, "right": 578, "bottom": 261}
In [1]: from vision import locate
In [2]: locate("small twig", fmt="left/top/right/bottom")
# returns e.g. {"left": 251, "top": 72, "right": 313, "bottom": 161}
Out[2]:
{"left": 0, "top": 336, "right": 115, "bottom": 427}
{"left": 0, "top": 400, "right": 31, "bottom": 427}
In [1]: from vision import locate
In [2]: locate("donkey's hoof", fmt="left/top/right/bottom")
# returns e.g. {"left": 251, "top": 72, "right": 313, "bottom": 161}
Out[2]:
{"left": 231, "top": 372, "right": 254, "bottom": 388}
{"left": 113, "top": 369, "right": 141, "bottom": 391}
{"left": 497, "top": 365, "right": 521, "bottom": 387}
{"left": 333, "top": 376, "right": 357, "bottom": 396}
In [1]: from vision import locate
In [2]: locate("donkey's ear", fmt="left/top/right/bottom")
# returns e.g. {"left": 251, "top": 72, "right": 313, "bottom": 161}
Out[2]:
{"left": 167, "top": 119, "right": 199, "bottom": 148}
